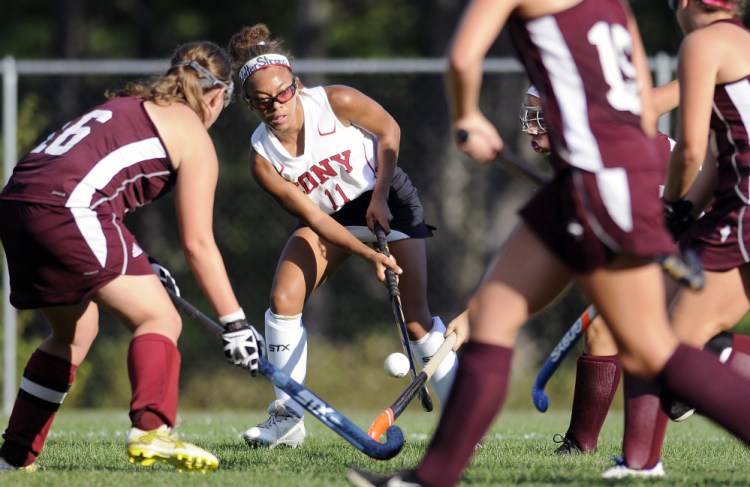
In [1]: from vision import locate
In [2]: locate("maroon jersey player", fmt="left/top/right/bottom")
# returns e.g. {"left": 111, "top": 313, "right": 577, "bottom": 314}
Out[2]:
{"left": 608, "top": 0, "right": 750, "bottom": 478}
{"left": 0, "top": 41, "right": 261, "bottom": 472}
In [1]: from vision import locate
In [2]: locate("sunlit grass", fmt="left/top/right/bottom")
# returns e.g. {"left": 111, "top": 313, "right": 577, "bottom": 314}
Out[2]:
{"left": 1, "top": 409, "right": 747, "bottom": 486}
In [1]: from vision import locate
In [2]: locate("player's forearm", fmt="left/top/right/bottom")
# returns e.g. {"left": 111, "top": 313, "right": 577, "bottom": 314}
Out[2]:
{"left": 183, "top": 241, "right": 241, "bottom": 317}
{"left": 308, "top": 214, "right": 379, "bottom": 261}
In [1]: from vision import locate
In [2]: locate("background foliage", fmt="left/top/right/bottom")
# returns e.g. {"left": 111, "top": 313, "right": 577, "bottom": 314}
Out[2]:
{"left": 2, "top": 1, "right": 749, "bottom": 411}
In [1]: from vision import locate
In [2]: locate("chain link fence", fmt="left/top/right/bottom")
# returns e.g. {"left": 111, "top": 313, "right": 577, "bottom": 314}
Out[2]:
{"left": 1, "top": 57, "right": 674, "bottom": 412}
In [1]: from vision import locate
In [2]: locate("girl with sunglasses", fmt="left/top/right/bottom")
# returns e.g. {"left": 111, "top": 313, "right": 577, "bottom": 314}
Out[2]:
{"left": 348, "top": 0, "right": 750, "bottom": 485}
{"left": 227, "top": 23, "right": 459, "bottom": 449}
{"left": 0, "top": 41, "right": 262, "bottom": 472}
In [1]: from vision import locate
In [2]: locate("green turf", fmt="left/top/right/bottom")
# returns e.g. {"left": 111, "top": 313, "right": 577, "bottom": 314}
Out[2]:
{"left": 1, "top": 409, "right": 748, "bottom": 486}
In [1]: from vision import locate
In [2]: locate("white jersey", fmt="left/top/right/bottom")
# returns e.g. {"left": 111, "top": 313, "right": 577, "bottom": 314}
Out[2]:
{"left": 251, "top": 86, "right": 378, "bottom": 214}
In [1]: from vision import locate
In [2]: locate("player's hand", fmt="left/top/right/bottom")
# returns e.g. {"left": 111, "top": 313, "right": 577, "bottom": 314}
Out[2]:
{"left": 222, "top": 319, "right": 265, "bottom": 376}
{"left": 366, "top": 203, "right": 393, "bottom": 235}
{"left": 663, "top": 199, "right": 695, "bottom": 240}
{"left": 445, "top": 310, "right": 470, "bottom": 351}
{"left": 454, "top": 113, "right": 503, "bottom": 164}
{"left": 371, "top": 251, "right": 402, "bottom": 285}
{"left": 148, "top": 256, "right": 180, "bottom": 297}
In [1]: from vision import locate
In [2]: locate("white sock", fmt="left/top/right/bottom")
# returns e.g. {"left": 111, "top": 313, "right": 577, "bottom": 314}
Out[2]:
{"left": 410, "top": 316, "right": 458, "bottom": 407}
{"left": 264, "top": 308, "right": 307, "bottom": 418}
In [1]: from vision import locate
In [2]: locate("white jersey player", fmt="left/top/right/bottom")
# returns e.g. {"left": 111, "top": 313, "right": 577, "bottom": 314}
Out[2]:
{"left": 228, "top": 23, "right": 459, "bottom": 449}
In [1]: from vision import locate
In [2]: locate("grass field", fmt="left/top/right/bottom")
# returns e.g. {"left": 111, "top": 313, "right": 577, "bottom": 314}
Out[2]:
{"left": 1, "top": 408, "right": 748, "bottom": 486}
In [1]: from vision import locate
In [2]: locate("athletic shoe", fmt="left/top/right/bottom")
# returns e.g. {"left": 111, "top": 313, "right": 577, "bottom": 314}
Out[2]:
{"left": 601, "top": 457, "right": 666, "bottom": 479}
{"left": 552, "top": 434, "right": 583, "bottom": 454}
{"left": 243, "top": 399, "right": 305, "bottom": 448}
{"left": 126, "top": 424, "right": 219, "bottom": 472}
{"left": 346, "top": 468, "right": 424, "bottom": 487}
{"left": 0, "top": 456, "right": 37, "bottom": 472}
{"left": 666, "top": 399, "right": 695, "bottom": 422}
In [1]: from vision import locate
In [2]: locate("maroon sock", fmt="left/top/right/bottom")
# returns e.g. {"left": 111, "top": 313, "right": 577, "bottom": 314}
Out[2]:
{"left": 726, "top": 334, "right": 750, "bottom": 380}
{"left": 416, "top": 342, "right": 512, "bottom": 487}
{"left": 660, "top": 344, "right": 750, "bottom": 445}
{"left": 0, "top": 349, "right": 76, "bottom": 467}
{"left": 621, "top": 372, "right": 667, "bottom": 469}
{"left": 128, "top": 333, "right": 180, "bottom": 430}
{"left": 565, "top": 354, "right": 620, "bottom": 452}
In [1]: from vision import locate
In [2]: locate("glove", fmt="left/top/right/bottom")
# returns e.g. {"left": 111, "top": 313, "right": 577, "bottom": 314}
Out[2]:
{"left": 222, "top": 318, "right": 265, "bottom": 376}
{"left": 148, "top": 256, "right": 180, "bottom": 297}
{"left": 663, "top": 200, "right": 695, "bottom": 241}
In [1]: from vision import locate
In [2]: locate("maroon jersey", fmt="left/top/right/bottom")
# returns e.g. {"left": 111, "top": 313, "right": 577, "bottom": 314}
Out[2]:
{"left": 1, "top": 96, "right": 176, "bottom": 214}
{"left": 508, "top": 0, "right": 661, "bottom": 175}
{"left": 0, "top": 96, "right": 175, "bottom": 308}
{"left": 681, "top": 19, "right": 750, "bottom": 270}
{"left": 710, "top": 20, "right": 750, "bottom": 210}
{"left": 509, "top": 0, "right": 673, "bottom": 270}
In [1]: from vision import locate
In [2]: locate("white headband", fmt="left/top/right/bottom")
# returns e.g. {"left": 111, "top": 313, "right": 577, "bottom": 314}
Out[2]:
{"left": 239, "top": 54, "right": 292, "bottom": 85}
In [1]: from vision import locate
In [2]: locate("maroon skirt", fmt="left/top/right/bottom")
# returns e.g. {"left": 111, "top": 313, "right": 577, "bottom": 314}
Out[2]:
{"left": 0, "top": 200, "right": 152, "bottom": 309}
{"left": 520, "top": 167, "right": 674, "bottom": 273}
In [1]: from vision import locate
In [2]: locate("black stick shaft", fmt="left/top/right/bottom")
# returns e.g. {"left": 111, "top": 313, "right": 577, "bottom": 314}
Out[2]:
{"left": 374, "top": 223, "right": 434, "bottom": 413}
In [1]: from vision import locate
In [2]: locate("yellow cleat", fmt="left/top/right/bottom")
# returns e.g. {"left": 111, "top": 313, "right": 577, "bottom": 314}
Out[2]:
{"left": 126, "top": 425, "right": 219, "bottom": 473}
{"left": 0, "top": 457, "right": 37, "bottom": 472}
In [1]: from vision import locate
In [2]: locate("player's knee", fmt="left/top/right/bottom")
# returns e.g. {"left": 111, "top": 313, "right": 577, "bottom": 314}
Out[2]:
{"left": 617, "top": 350, "right": 666, "bottom": 380}
{"left": 269, "top": 288, "right": 303, "bottom": 316}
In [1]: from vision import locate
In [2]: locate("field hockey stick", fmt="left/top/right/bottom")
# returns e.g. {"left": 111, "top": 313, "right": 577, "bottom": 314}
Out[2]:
{"left": 368, "top": 332, "right": 458, "bottom": 441}
{"left": 374, "top": 223, "right": 434, "bottom": 413}
{"left": 454, "top": 129, "right": 705, "bottom": 292}
{"left": 166, "top": 289, "right": 405, "bottom": 460}
{"left": 531, "top": 305, "right": 598, "bottom": 412}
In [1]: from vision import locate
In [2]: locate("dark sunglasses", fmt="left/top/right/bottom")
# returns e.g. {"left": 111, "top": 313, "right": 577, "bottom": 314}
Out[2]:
{"left": 246, "top": 80, "right": 297, "bottom": 110}
{"left": 667, "top": 0, "right": 677, "bottom": 10}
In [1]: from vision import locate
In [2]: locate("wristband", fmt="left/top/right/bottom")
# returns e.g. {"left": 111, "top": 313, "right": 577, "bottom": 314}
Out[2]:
{"left": 219, "top": 308, "right": 246, "bottom": 325}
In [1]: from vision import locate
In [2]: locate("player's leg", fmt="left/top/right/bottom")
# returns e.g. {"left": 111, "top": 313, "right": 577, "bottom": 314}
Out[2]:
{"left": 663, "top": 267, "right": 750, "bottom": 419}
{"left": 580, "top": 259, "right": 750, "bottom": 478}
{"left": 94, "top": 274, "right": 218, "bottom": 472}
{"left": 0, "top": 301, "right": 95, "bottom": 469}
{"left": 390, "top": 237, "right": 458, "bottom": 407}
{"left": 245, "top": 227, "right": 348, "bottom": 448}
{"left": 611, "top": 268, "right": 749, "bottom": 476}
{"left": 413, "top": 223, "right": 574, "bottom": 487}
{"left": 556, "top": 316, "right": 620, "bottom": 454}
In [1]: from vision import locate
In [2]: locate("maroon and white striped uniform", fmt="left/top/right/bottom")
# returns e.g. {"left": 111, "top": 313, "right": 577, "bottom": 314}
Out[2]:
{"left": 509, "top": 0, "right": 673, "bottom": 271}
{"left": 0, "top": 96, "right": 175, "bottom": 308}
{"left": 682, "top": 21, "right": 750, "bottom": 270}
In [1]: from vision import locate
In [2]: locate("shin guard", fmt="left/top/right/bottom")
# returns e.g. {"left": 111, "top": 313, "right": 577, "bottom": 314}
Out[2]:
{"left": 265, "top": 309, "right": 307, "bottom": 418}
{"left": 660, "top": 344, "right": 750, "bottom": 445}
{"left": 416, "top": 342, "right": 512, "bottom": 487}
{"left": 0, "top": 349, "right": 76, "bottom": 467}
{"left": 622, "top": 372, "right": 668, "bottom": 470}
{"left": 128, "top": 333, "right": 180, "bottom": 430}
{"left": 410, "top": 317, "right": 458, "bottom": 407}
{"left": 565, "top": 354, "right": 620, "bottom": 452}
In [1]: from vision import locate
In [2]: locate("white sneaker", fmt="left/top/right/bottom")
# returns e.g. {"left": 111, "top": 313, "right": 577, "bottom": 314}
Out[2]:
{"left": 0, "top": 456, "right": 37, "bottom": 472}
{"left": 243, "top": 400, "right": 305, "bottom": 448}
{"left": 126, "top": 424, "right": 219, "bottom": 472}
{"left": 602, "top": 458, "right": 666, "bottom": 479}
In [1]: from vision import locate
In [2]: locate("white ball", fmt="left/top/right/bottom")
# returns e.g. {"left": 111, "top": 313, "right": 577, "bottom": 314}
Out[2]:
{"left": 384, "top": 352, "right": 410, "bottom": 378}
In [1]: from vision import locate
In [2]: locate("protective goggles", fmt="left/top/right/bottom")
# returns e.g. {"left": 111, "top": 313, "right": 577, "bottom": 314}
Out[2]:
{"left": 519, "top": 106, "right": 548, "bottom": 134}
{"left": 245, "top": 80, "right": 297, "bottom": 111}
{"left": 181, "top": 60, "right": 234, "bottom": 108}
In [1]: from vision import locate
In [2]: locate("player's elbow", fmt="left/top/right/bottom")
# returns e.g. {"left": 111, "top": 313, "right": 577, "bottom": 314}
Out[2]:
{"left": 181, "top": 234, "right": 215, "bottom": 261}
